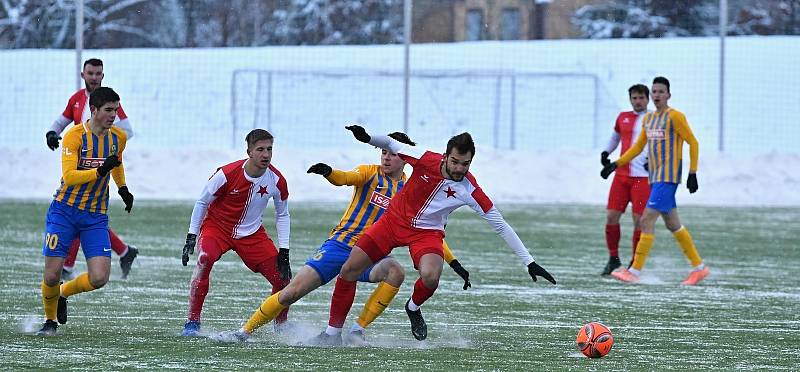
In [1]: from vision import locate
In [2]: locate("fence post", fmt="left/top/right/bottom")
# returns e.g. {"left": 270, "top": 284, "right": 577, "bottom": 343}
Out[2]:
{"left": 493, "top": 76, "right": 502, "bottom": 149}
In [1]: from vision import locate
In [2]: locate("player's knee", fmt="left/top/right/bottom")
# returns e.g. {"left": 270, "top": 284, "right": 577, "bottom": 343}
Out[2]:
{"left": 384, "top": 261, "right": 405, "bottom": 286}
{"left": 340, "top": 261, "right": 362, "bottom": 281}
{"left": 44, "top": 272, "right": 61, "bottom": 287}
{"left": 417, "top": 270, "right": 440, "bottom": 290}
{"left": 606, "top": 211, "right": 622, "bottom": 225}
{"left": 89, "top": 274, "right": 108, "bottom": 289}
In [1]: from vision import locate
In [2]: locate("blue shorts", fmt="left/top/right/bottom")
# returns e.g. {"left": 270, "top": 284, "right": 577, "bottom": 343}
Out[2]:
{"left": 42, "top": 200, "right": 110, "bottom": 259}
{"left": 646, "top": 182, "right": 678, "bottom": 213}
{"left": 305, "top": 239, "right": 377, "bottom": 285}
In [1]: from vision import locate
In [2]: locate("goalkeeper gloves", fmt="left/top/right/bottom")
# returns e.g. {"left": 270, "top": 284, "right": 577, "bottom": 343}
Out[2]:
{"left": 600, "top": 162, "right": 617, "bottom": 179}
{"left": 307, "top": 163, "right": 332, "bottom": 177}
{"left": 182, "top": 233, "right": 196, "bottom": 266}
{"left": 527, "top": 262, "right": 557, "bottom": 285}
{"left": 46, "top": 131, "right": 61, "bottom": 151}
{"left": 277, "top": 248, "right": 292, "bottom": 280}
{"left": 600, "top": 151, "right": 610, "bottom": 166}
{"left": 118, "top": 186, "right": 134, "bottom": 213}
{"left": 96, "top": 154, "right": 121, "bottom": 177}
{"left": 449, "top": 259, "right": 471, "bottom": 290}
{"left": 687, "top": 173, "right": 698, "bottom": 193}
{"left": 345, "top": 125, "right": 371, "bottom": 143}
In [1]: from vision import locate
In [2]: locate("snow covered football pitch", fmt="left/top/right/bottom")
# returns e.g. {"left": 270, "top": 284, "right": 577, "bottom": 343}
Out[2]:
{"left": 1, "top": 200, "right": 798, "bottom": 370}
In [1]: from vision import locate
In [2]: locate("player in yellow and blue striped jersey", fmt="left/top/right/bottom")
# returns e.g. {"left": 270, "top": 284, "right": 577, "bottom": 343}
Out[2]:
{"left": 36, "top": 87, "right": 135, "bottom": 336}
{"left": 214, "top": 132, "right": 470, "bottom": 345}
{"left": 601, "top": 76, "right": 709, "bottom": 286}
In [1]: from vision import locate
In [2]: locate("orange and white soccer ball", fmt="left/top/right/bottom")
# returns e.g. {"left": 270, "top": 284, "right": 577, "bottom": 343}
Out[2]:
{"left": 576, "top": 322, "right": 614, "bottom": 358}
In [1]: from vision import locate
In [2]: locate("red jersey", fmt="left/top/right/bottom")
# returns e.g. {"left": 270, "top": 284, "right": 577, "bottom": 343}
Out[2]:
{"left": 188, "top": 159, "right": 290, "bottom": 246}
{"left": 605, "top": 110, "right": 648, "bottom": 177}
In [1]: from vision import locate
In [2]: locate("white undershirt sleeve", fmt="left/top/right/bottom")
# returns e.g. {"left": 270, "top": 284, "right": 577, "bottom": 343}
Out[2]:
{"left": 273, "top": 196, "right": 290, "bottom": 249}
{"left": 367, "top": 134, "right": 426, "bottom": 159}
{"left": 188, "top": 171, "right": 226, "bottom": 235}
{"left": 50, "top": 115, "right": 73, "bottom": 134}
{"left": 604, "top": 132, "right": 621, "bottom": 154}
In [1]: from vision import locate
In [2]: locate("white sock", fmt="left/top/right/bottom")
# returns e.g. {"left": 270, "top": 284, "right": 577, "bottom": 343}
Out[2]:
{"left": 119, "top": 246, "right": 129, "bottom": 257}
{"left": 406, "top": 299, "right": 420, "bottom": 312}
{"left": 325, "top": 326, "right": 342, "bottom": 336}
{"left": 628, "top": 268, "right": 641, "bottom": 276}
{"left": 693, "top": 263, "right": 705, "bottom": 271}
{"left": 350, "top": 323, "right": 365, "bottom": 333}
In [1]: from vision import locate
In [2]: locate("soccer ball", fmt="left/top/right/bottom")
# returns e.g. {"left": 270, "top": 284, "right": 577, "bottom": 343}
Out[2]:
{"left": 576, "top": 322, "right": 614, "bottom": 358}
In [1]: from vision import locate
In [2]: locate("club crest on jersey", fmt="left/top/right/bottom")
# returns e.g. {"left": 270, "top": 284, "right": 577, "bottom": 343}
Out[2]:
{"left": 78, "top": 157, "right": 105, "bottom": 170}
{"left": 369, "top": 190, "right": 391, "bottom": 210}
{"left": 647, "top": 128, "right": 665, "bottom": 140}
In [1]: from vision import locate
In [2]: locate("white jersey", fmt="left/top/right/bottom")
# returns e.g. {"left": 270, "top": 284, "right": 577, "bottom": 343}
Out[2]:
{"left": 604, "top": 110, "right": 649, "bottom": 177}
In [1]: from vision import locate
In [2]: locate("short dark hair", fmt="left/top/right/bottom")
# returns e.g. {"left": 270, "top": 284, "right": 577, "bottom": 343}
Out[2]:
{"left": 388, "top": 131, "right": 416, "bottom": 146}
{"left": 628, "top": 84, "right": 649, "bottom": 98}
{"left": 245, "top": 129, "right": 274, "bottom": 148}
{"left": 89, "top": 87, "right": 119, "bottom": 109}
{"left": 445, "top": 132, "right": 475, "bottom": 157}
{"left": 652, "top": 76, "right": 670, "bottom": 93}
{"left": 83, "top": 58, "right": 103, "bottom": 69}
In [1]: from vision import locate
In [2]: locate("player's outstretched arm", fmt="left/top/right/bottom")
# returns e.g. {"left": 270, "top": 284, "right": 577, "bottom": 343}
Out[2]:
{"left": 307, "top": 163, "right": 332, "bottom": 177}
{"left": 672, "top": 112, "right": 700, "bottom": 193}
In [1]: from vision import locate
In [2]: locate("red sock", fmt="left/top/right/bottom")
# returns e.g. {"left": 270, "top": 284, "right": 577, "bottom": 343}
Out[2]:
{"left": 328, "top": 277, "right": 357, "bottom": 328}
{"left": 64, "top": 239, "right": 81, "bottom": 269}
{"left": 410, "top": 279, "right": 438, "bottom": 307}
{"left": 605, "top": 224, "right": 621, "bottom": 257}
{"left": 109, "top": 229, "right": 127, "bottom": 255}
{"left": 632, "top": 229, "right": 642, "bottom": 258}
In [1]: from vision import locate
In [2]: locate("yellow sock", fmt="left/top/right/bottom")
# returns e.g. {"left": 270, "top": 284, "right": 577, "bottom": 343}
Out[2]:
{"left": 60, "top": 272, "right": 95, "bottom": 298}
{"left": 673, "top": 226, "right": 703, "bottom": 267}
{"left": 630, "top": 233, "right": 655, "bottom": 271}
{"left": 243, "top": 292, "right": 286, "bottom": 333}
{"left": 356, "top": 282, "right": 399, "bottom": 329}
{"left": 41, "top": 281, "right": 60, "bottom": 321}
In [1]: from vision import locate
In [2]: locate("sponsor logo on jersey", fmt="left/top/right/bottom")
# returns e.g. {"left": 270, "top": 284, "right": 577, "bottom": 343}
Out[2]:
{"left": 369, "top": 190, "right": 391, "bottom": 210}
{"left": 647, "top": 129, "right": 665, "bottom": 140}
{"left": 78, "top": 157, "right": 105, "bottom": 170}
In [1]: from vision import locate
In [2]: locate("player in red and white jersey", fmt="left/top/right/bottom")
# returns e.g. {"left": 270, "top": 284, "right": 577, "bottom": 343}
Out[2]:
{"left": 179, "top": 129, "right": 292, "bottom": 337}
{"left": 327, "top": 125, "right": 557, "bottom": 341}
{"left": 46, "top": 58, "right": 138, "bottom": 281}
{"left": 599, "top": 84, "right": 651, "bottom": 275}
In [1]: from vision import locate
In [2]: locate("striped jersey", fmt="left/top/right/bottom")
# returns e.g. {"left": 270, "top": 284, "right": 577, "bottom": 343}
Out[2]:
{"left": 618, "top": 108, "right": 699, "bottom": 184}
{"left": 327, "top": 165, "right": 406, "bottom": 247}
{"left": 53, "top": 123, "right": 128, "bottom": 214}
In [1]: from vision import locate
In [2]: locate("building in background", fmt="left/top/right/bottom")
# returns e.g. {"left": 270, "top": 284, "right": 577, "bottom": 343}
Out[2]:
{"left": 412, "top": 0, "right": 596, "bottom": 42}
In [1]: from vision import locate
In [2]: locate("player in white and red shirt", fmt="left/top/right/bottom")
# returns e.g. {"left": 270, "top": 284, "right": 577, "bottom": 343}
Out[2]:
{"left": 179, "top": 129, "right": 292, "bottom": 337}
{"left": 46, "top": 58, "right": 138, "bottom": 281}
{"left": 599, "top": 84, "right": 651, "bottom": 275}
{"left": 327, "top": 125, "right": 556, "bottom": 341}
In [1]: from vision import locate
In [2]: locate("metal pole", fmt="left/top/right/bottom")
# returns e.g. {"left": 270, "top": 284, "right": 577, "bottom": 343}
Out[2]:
{"left": 75, "top": 0, "right": 84, "bottom": 90}
{"left": 493, "top": 76, "right": 502, "bottom": 149}
{"left": 719, "top": 0, "right": 727, "bottom": 152}
{"left": 403, "top": 0, "right": 412, "bottom": 133}
{"left": 510, "top": 74, "right": 516, "bottom": 150}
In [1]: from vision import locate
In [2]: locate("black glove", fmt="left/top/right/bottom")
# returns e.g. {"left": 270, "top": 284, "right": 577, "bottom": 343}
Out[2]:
{"left": 345, "top": 125, "right": 371, "bottom": 143}
{"left": 277, "top": 248, "right": 292, "bottom": 280}
{"left": 600, "top": 162, "right": 617, "bottom": 179}
{"left": 96, "top": 154, "right": 121, "bottom": 177}
{"left": 449, "top": 259, "right": 471, "bottom": 290}
{"left": 46, "top": 131, "right": 62, "bottom": 151}
{"left": 307, "top": 163, "right": 333, "bottom": 177}
{"left": 600, "top": 151, "right": 610, "bottom": 167}
{"left": 182, "top": 233, "right": 197, "bottom": 266}
{"left": 687, "top": 173, "right": 698, "bottom": 193}
{"left": 388, "top": 131, "right": 417, "bottom": 146}
{"left": 644, "top": 157, "right": 649, "bottom": 172}
{"left": 527, "top": 262, "right": 556, "bottom": 285}
{"left": 118, "top": 186, "right": 134, "bottom": 213}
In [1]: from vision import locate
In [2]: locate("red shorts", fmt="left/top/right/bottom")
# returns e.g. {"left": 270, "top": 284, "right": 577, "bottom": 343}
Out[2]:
{"left": 197, "top": 224, "right": 277, "bottom": 272}
{"left": 357, "top": 213, "right": 445, "bottom": 269}
{"left": 607, "top": 175, "right": 650, "bottom": 215}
